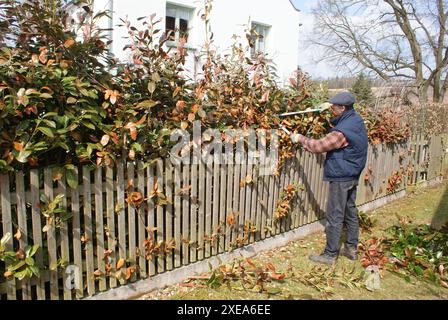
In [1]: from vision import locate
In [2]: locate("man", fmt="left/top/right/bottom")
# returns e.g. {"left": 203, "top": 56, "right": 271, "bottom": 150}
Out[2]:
{"left": 291, "top": 92, "right": 368, "bottom": 265}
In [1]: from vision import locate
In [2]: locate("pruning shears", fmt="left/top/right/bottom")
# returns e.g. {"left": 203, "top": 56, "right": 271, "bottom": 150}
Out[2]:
{"left": 278, "top": 102, "right": 332, "bottom": 135}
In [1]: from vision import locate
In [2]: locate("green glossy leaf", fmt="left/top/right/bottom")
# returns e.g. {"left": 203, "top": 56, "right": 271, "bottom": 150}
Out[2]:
{"left": 37, "top": 127, "right": 55, "bottom": 138}
{"left": 42, "top": 119, "right": 57, "bottom": 128}
{"left": 25, "top": 257, "right": 34, "bottom": 266}
{"left": 39, "top": 93, "right": 53, "bottom": 99}
{"left": 147, "top": 82, "right": 156, "bottom": 94}
{"left": 26, "top": 244, "right": 39, "bottom": 258}
{"left": 8, "top": 260, "right": 26, "bottom": 272}
{"left": 66, "top": 169, "right": 78, "bottom": 189}
{"left": 1, "top": 232, "right": 11, "bottom": 247}
{"left": 29, "top": 265, "right": 40, "bottom": 277}
{"left": 137, "top": 100, "right": 159, "bottom": 108}
{"left": 14, "top": 269, "right": 29, "bottom": 280}
{"left": 16, "top": 149, "right": 32, "bottom": 163}
{"left": 83, "top": 122, "right": 96, "bottom": 130}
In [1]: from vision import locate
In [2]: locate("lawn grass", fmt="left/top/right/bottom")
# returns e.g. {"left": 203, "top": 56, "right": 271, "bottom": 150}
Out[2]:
{"left": 139, "top": 180, "right": 448, "bottom": 300}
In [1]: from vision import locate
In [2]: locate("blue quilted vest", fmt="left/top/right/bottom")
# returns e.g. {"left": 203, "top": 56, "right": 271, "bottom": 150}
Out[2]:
{"left": 323, "top": 108, "right": 368, "bottom": 182}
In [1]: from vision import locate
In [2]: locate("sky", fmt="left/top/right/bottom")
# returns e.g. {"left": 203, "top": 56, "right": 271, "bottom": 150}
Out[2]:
{"left": 290, "top": 0, "right": 341, "bottom": 79}
{"left": 290, "top": 0, "right": 319, "bottom": 13}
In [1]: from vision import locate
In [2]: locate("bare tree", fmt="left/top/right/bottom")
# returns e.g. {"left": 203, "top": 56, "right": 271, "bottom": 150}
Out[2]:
{"left": 310, "top": 0, "right": 448, "bottom": 103}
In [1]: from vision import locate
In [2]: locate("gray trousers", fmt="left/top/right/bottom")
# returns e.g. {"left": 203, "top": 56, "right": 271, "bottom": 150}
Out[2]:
{"left": 324, "top": 180, "right": 359, "bottom": 257}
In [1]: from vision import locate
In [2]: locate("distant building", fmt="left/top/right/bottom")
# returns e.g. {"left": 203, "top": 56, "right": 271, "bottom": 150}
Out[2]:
{"left": 92, "top": 0, "right": 300, "bottom": 83}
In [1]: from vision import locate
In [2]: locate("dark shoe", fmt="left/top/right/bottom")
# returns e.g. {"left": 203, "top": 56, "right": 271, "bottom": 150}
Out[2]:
{"left": 308, "top": 253, "right": 337, "bottom": 265}
{"left": 341, "top": 246, "right": 358, "bottom": 261}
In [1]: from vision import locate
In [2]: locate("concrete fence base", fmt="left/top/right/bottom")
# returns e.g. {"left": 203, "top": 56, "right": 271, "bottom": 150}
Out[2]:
{"left": 358, "top": 189, "right": 407, "bottom": 213}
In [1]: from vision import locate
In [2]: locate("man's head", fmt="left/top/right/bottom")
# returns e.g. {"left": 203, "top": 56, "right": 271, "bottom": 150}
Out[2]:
{"left": 329, "top": 92, "right": 355, "bottom": 117}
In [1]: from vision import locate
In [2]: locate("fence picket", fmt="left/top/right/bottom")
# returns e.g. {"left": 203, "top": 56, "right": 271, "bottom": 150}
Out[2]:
{"left": 146, "top": 163, "right": 156, "bottom": 275}
{"left": 156, "top": 160, "right": 165, "bottom": 272}
{"left": 94, "top": 167, "right": 106, "bottom": 291}
{"left": 69, "top": 168, "right": 83, "bottom": 298}
{"left": 244, "top": 156, "right": 254, "bottom": 243}
{"left": 57, "top": 177, "right": 71, "bottom": 300}
{"left": 174, "top": 163, "right": 182, "bottom": 267}
{"left": 43, "top": 168, "right": 59, "bottom": 300}
{"left": 182, "top": 161, "right": 190, "bottom": 265}
{"left": 205, "top": 159, "right": 213, "bottom": 257}
{"left": 190, "top": 158, "right": 198, "bottom": 261}
{"left": 137, "top": 161, "right": 147, "bottom": 277}
{"left": 1, "top": 174, "right": 16, "bottom": 300}
{"left": 105, "top": 165, "right": 117, "bottom": 288}
{"left": 260, "top": 154, "right": 270, "bottom": 239}
{"left": 164, "top": 159, "right": 174, "bottom": 270}
{"left": 15, "top": 171, "right": 31, "bottom": 299}
{"left": 212, "top": 155, "right": 220, "bottom": 255}
{"left": 81, "top": 167, "right": 94, "bottom": 297}
{"left": 117, "top": 162, "right": 127, "bottom": 280}
{"left": 197, "top": 159, "right": 205, "bottom": 260}
{"left": 238, "top": 152, "right": 247, "bottom": 245}
{"left": 266, "top": 159, "right": 275, "bottom": 238}
{"left": 254, "top": 157, "right": 264, "bottom": 241}
{"left": 291, "top": 151, "right": 302, "bottom": 228}
{"left": 126, "top": 162, "right": 137, "bottom": 280}
{"left": 219, "top": 155, "right": 227, "bottom": 253}
{"left": 231, "top": 153, "right": 241, "bottom": 248}
{"left": 225, "top": 153, "right": 234, "bottom": 250}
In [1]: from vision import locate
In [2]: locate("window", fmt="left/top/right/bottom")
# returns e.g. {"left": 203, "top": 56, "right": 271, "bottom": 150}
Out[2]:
{"left": 165, "top": 3, "right": 194, "bottom": 44}
{"left": 250, "top": 22, "right": 270, "bottom": 57}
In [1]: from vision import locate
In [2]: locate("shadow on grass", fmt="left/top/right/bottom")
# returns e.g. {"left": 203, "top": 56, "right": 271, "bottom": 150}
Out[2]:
{"left": 431, "top": 183, "right": 448, "bottom": 230}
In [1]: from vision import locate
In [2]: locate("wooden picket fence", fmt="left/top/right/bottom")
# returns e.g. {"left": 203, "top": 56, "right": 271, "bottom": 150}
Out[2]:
{"left": 0, "top": 134, "right": 445, "bottom": 300}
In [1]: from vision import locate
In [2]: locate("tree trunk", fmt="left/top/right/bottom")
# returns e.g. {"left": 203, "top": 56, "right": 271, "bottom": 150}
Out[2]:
{"left": 418, "top": 82, "right": 429, "bottom": 103}
{"left": 440, "top": 77, "right": 448, "bottom": 102}
{"left": 433, "top": 70, "right": 442, "bottom": 103}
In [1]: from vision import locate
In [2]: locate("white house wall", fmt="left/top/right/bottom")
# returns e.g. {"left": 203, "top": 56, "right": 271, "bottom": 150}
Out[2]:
{"left": 93, "top": 0, "right": 300, "bottom": 84}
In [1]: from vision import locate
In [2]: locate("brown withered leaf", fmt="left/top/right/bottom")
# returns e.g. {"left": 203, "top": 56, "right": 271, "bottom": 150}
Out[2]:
{"left": 13, "top": 141, "right": 23, "bottom": 151}
{"left": 178, "top": 184, "right": 192, "bottom": 195}
{"left": 115, "top": 202, "right": 123, "bottom": 214}
{"left": 116, "top": 258, "right": 125, "bottom": 270}
{"left": 127, "top": 179, "right": 134, "bottom": 190}
{"left": 14, "top": 229, "right": 22, "bottom": 240}
{"left": 226, "top": 211, "right": 237, "bottom": 226}
{"left": 246, "top": 259, "right": 257, "bottom": 268}
{"left": 126, "top": 191, "right": 145, "bottom": 208}
{"left": 39, "top": 48, "right": 48, "bottom": 64}
{"left": 93, "top": 270, "right": 103, "bottom": 277}
{"left": 270, "top": 273, "right": 286, "bottom": 280}
{"left": 265, "top": 263, "right": 276, "bottom": 272}
{"left": 125, "top": 267, "right": 135, "bottom": 280}
{"left": 191, "top": 104, "right": 199, "bottom": 114}
{"left": 16, "top": 249, "right": 25, "bottom": 260}
{"left": 63, "top": 38, "right": 75, "bottom": 48}
{"left": 188, "top": 113, "right": 195, "bottom": 123}
{"left": 100, "top": 134, "right": 110, "bottom": 146}
{"left": 125, "top": 122, "right": 138, "bottom": 140}
{"left": 191, "top": 196, "right": 200, "bottom": 205}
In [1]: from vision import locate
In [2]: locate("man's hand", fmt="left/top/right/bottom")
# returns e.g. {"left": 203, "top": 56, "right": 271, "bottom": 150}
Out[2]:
{"left": 290, "top": 133, "right": 303, "bottom": 144}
